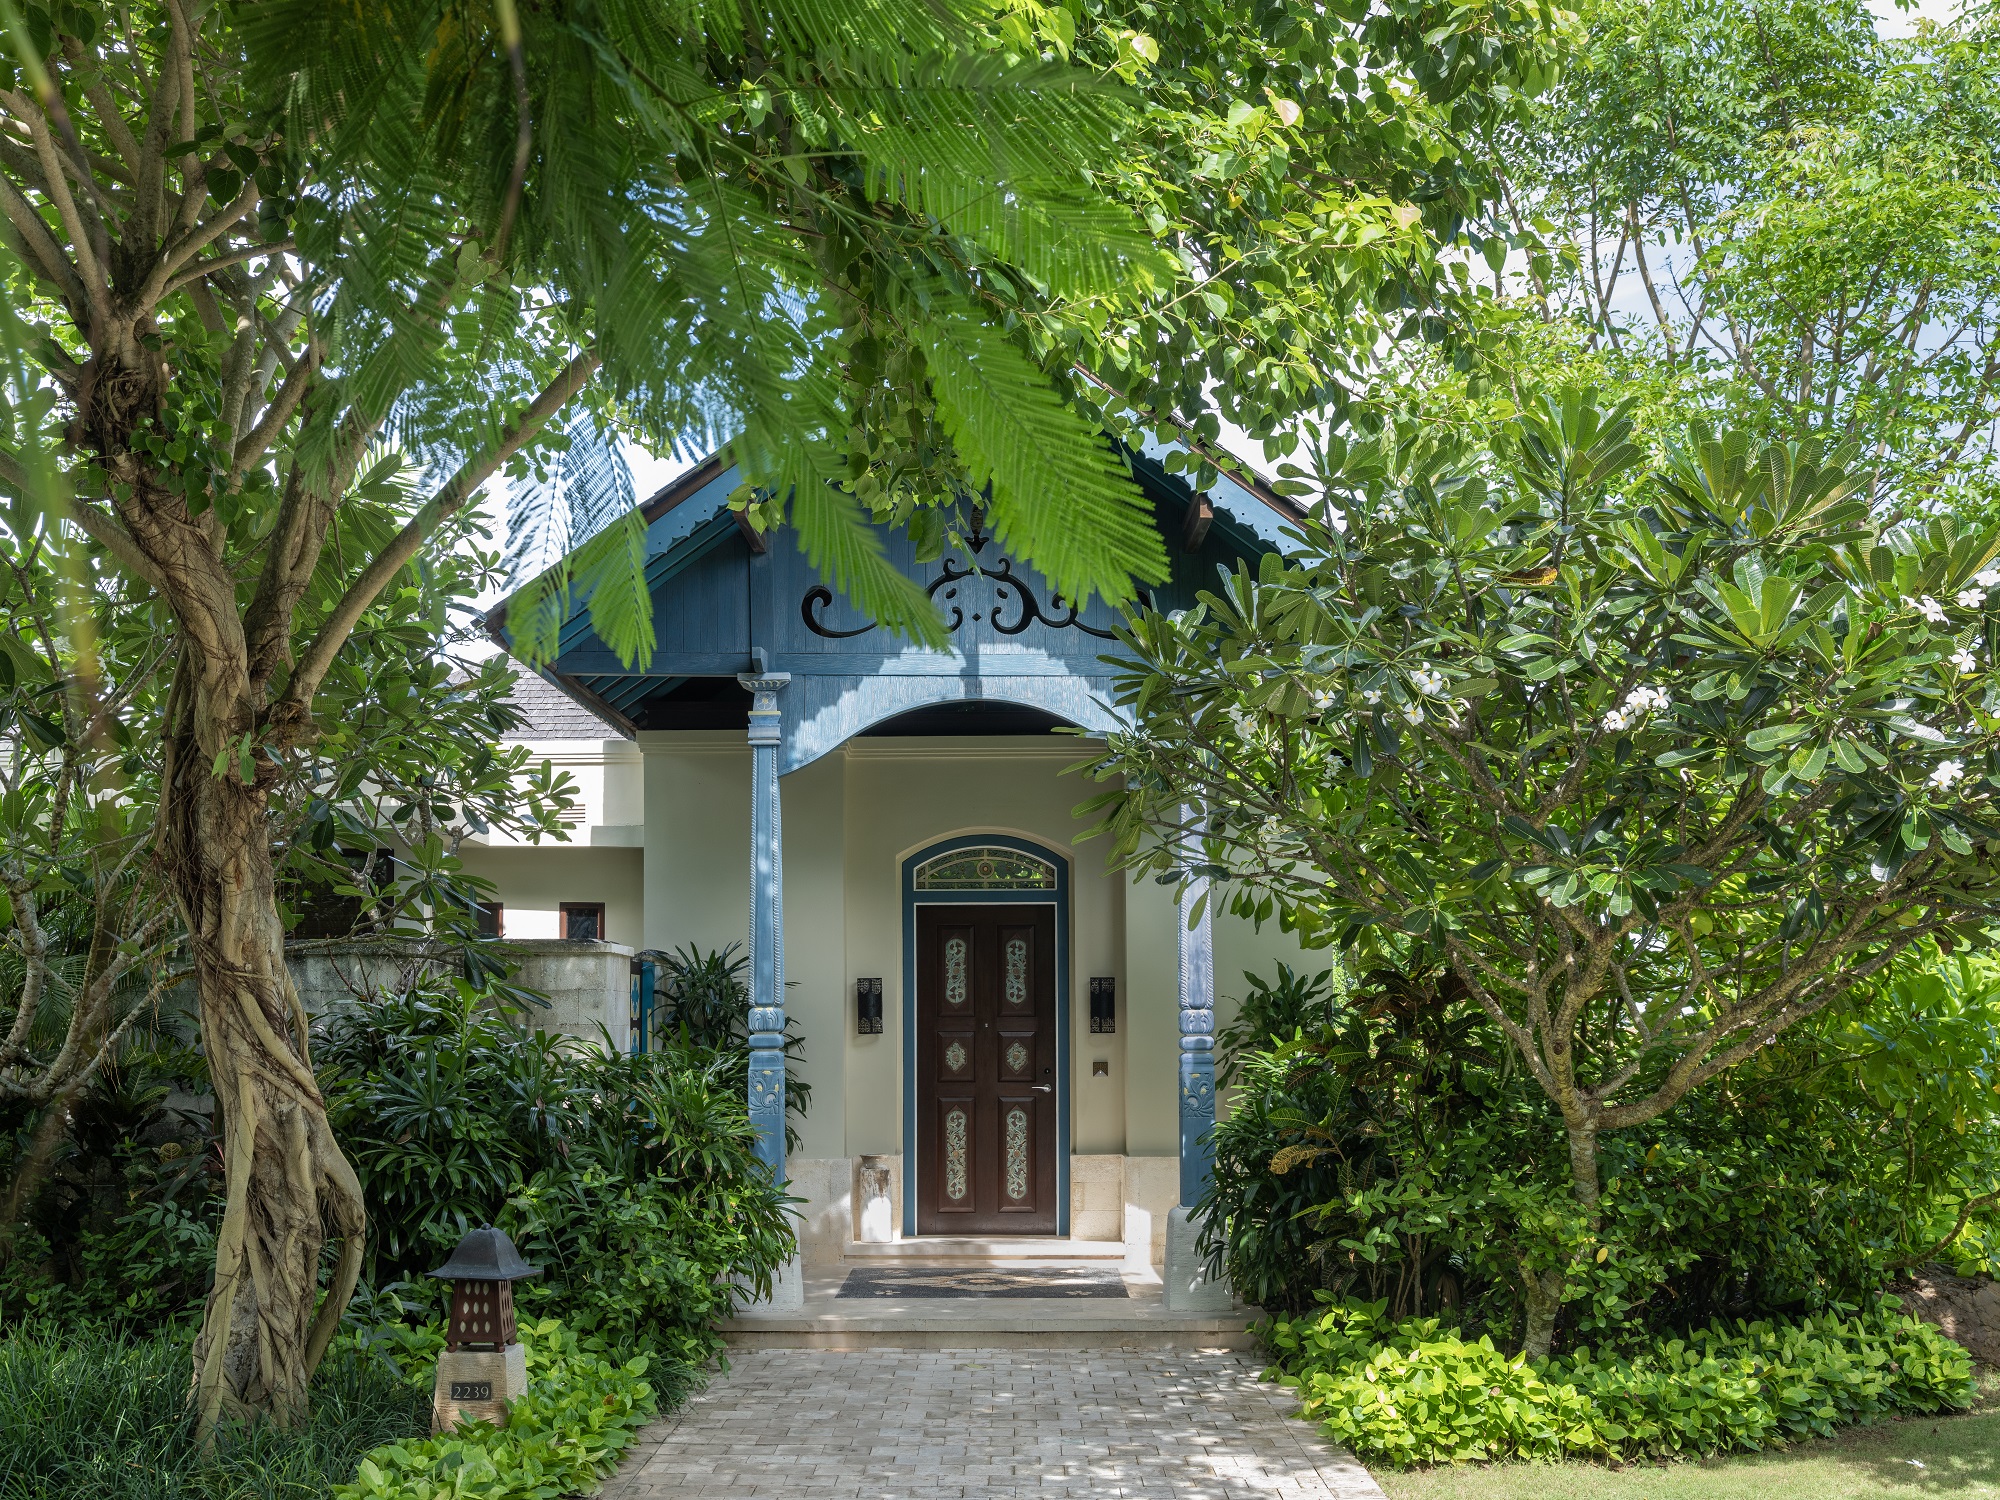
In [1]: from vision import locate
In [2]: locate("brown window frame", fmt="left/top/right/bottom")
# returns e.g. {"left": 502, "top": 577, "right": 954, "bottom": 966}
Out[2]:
{"left": 560, "top": 901, "right": 607, "bottom": 942}
{"left": 476, "top": 901, "right": 504, "bottom": 938}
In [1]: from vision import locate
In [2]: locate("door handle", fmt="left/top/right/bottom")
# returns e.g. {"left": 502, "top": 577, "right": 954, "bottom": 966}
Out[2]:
{"left": 1031, "top": 1084, "right": 1052, "bottom": 1092}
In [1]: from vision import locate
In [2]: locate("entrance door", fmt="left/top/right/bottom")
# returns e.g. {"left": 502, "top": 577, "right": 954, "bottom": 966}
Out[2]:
{"left": 916, "top": 904, "right": 1058, "bottom": 1234}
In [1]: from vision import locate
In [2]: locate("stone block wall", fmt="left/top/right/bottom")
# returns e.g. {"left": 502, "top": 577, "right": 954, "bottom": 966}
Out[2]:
{"left": 1123, "top": 1155, "right": 1178, "bottom": 1267}
{"left": 1069, "top": 1154, "right": 1124, "bottom": 1243}
{"left": 511, "top": 940, "right": 633, "bottom": 1052}
{"left": 285, "top": 937, "right": 633, "bottom": 1053}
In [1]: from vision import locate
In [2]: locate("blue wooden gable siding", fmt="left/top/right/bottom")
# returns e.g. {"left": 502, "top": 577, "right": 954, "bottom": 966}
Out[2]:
{"left": 515, "top": 445, "right": 1296, "bottom": 773}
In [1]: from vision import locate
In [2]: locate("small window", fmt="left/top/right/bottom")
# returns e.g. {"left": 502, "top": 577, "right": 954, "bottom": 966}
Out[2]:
{"left": 561, "top": 902, "right": 606, "bottom": 942}
{"left": 913, "top": 845, "right": 1057, "bottom": 891}
{"left": 476, "top": 902, "right": 503, "bottom": 938}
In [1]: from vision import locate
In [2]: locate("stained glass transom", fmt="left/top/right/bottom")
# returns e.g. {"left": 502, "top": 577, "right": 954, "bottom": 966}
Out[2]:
{"left": 944, "top": 1041, "right": 967, "bottom": 1073}
{"left": 944, "top": 1109, "right": 968, "bottom": 1201}
{"left": 914, "top": 846, "right": 1057, "bottom": 891}
{"left": 1004, "top": 936, "right": 1029, "bottom": 1007}
{"left": 1004, "top": 1108, "right": 1029, "bottom": 1201}
{"left": 1005, "top": 1041, "right": 1028, "bottom": 1074}
{"left": 944, "top": 936, "right": 968, "bottom": 1006}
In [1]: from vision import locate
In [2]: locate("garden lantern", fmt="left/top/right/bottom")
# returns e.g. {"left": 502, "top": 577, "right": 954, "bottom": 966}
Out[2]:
{"left": 425, "top": 1225, "right": 541, "bottom": 1432}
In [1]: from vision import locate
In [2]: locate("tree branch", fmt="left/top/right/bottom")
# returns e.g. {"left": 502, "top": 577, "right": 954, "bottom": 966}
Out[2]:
{"left": 275, "top": 350, "right": 600, "bottom": 720}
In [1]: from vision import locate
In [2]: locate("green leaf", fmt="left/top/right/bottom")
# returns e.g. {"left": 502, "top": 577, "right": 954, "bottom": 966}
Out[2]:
{"left": 1744, "top": 723, "right": 1810, "bottom": 752}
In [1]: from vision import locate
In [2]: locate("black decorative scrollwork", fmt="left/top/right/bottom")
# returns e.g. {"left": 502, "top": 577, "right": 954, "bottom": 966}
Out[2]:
{"left": 801, "top": 531, "right": 1117, "bottom": 641}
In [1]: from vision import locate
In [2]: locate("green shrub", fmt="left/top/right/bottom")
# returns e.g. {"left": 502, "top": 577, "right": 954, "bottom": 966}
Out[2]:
{"left": 334, "top": 1317, "right": 656, "bottom": 1500}
{"left": 321, "top": 979, "right": 797, "bottom": 1368}
{"left": 1205, "top": 956, "right": 2000, "bottom": 1344}
{"left": 0, "top": 1319, "right": 427, "bottom": 1500}
{"left": 646, "top": 943, "right": 809, "bottom": 1150}
{"left": 1265, "top": 1296, "right": 1975, "bottom": 1468}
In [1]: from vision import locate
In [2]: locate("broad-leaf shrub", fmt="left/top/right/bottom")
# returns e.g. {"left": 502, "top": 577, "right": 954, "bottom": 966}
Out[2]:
{"left": 334, "top": 1318, "right": 655, "bottom": 1500}
{"left": 1205, "top": 956, "right": 2000, "bottom": 1344}
{"left": 1266, "top": 1297, "right": 1974, "bottom": 1467}
{"left": 320, "top": 980, "right": 795, "bottom": 1366}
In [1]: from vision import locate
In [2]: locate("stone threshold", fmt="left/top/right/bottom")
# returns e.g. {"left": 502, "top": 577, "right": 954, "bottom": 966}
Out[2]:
{"left": 724, "top": 1263, "right": 1262, "bottom": 1351}
{"left": 840, "top": 1236, "right": 1128, "bottom": 1262}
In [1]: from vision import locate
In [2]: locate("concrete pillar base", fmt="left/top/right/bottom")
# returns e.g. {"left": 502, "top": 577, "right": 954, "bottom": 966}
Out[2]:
{"left": 1163, "top": 1204, "right": 1232, "bottom": 1313}
{"left": 760, "top": 1253, "right": 807, "bottom": 1309}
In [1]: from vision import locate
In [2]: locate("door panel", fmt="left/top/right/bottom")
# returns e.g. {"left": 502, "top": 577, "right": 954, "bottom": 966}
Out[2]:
{"left": 916, "top": 904, "right": 1057, "bottom": 1234}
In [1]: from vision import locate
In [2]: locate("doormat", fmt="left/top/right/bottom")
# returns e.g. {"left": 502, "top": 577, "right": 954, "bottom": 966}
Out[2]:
{"left": 836, "top": 1268, "right": 1129, "bottom": 1299}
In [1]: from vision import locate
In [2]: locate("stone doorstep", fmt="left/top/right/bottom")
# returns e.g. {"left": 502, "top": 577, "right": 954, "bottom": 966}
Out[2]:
{"left": 840, "top": 1236, "right": 1128, "bottom": 1262}
{"left": 723, "top": 1326, "right": 1262, "bottom": 1351}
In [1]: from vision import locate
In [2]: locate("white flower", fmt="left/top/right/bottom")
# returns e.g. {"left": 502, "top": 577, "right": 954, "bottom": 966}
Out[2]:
{"left": 1918, "top": 596, "right": 1949, "bottom": 624}
{"left": 1310, "top": 689, "right": 1337, "bottom": 715}
{"left": 1952, "top": 647, "right": 1979, "bottom": 675}
{"left": 1362, "top": 688, "right": 1383, "bottom": 706}
{"left": 1930, "top": 759, "right": 1966, "bottom": 791}
{"left": 1959, "top": 588, "right": 1987, "bottom": 609}
{"left": 1400, "top": 702, "right": 1424, "bottom": 725}
{"left": 1979, "top": 569, "right": 2000, "bottom": 589}
{"left": 1626, "top": 685, "right": 1672, "bottom": 714}
{"left": 1411, "top": 665, "right": 1448, "bottom": 697}
{"left": 1602, "top": 708, "right": 1633, "bottom": 732}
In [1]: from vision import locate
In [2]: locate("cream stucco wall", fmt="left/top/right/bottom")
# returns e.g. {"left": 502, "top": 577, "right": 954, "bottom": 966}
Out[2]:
{"left": 455, "top": 844, "right": 644, "bottom": 947}
{"left": 470, "top": 726, "right": 1315, "bottom": 1211}
{"left": 624, "top": 731, "right": 1309, "bottom": 1168}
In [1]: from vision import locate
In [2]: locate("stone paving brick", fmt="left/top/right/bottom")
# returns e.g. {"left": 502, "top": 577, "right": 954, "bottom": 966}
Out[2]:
{"left": 602, "top": 1350, "right": 1384, "bottom": 1500}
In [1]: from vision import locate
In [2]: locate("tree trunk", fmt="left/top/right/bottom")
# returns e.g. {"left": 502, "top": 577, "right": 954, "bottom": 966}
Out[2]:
{"left": 165, "top": 727, "right": 364, "bottom": 1430}
{"left": 0, "top": 1089, "right": 81, "bottom": 1254}
{"left": 1566, "top": 1119, "right": 1601, "bottom": 1220}
{"left": 1519, "top": 1262, "right": 1565, "bottom": 1361}
{"left": 1516, "top": 1117, "right": 1602, "bottom": 1361}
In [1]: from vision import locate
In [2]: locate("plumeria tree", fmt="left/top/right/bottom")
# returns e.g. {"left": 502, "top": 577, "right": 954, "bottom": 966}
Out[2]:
{"left": 1084, "top": 390, "right": 2000, "bottom": 1351}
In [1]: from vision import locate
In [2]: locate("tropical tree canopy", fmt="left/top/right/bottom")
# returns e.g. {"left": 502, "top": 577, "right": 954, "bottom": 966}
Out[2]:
{"left": 1084, "top": 391, "right": 2000, "bottom": 1247}
{"left": 0, "top": 0, "right": 1569, "bottom": 1424}
{"left": 1481, "top": 0, "right": 2000, "bottom": 508}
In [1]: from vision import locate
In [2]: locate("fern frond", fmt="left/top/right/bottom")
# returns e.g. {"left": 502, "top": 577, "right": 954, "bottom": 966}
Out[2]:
{"left": 915, "top": 304, "right": 1164, "bottom": 606}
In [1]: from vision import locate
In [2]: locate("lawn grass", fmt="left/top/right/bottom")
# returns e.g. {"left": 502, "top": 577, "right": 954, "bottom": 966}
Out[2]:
{"left": 0, "top": 1320, "right": 429, "bottom": 1500}
{"left": 1373, "top": 1376, "right": 2000, "bottom": 1500}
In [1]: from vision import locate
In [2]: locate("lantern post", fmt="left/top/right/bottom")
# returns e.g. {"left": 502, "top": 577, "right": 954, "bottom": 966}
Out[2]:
{"left": 426, "top": 1225, "right": 541, "bottom": 1432}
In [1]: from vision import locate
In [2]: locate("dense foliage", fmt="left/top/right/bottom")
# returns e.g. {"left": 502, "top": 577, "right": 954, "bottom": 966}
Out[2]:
{"left": 0, "top": 1319, "right": 427, "bottom": 1500}
{"left": 319, "top": 980, "right": 796, "bottom": 1367}
{"left": 1495, "top": 0, "right": 2000, "bottom": 511}
{"left": 1205, "top": 955, "right": 2000, "bottom": 1348}
{"left": 645, "top": 942, "right": 810, "bottom": 1149}
{"left": 1088, "top": 387, "right": 2000, "bottom": 1350}
{"left": 334, "top": 1318, "right": 656, "bottom": 1500}
{"left": 1265, "top": 1297, "right": 1973, "bottom": 1468}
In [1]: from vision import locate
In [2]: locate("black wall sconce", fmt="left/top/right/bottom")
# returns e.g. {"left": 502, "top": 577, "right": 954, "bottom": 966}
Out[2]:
{"left": 1089, "top": 977, "right": 1116, "bottom": 1034}
{"left": 856, "top": 977, "right": 884, "bottom": 1034}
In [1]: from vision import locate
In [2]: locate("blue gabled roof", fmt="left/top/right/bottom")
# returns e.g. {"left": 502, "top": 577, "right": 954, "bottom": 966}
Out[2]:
{"left": 489, "top": 435, "right": 1303, "bottom": 739}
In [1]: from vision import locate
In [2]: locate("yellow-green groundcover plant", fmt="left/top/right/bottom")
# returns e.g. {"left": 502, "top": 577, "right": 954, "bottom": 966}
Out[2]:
{"left": 334, "top": 1319, "right": 655, "bottom": 1500}
{"left": 1266, "top": 1298, "right": 1973, "bottom": 1468}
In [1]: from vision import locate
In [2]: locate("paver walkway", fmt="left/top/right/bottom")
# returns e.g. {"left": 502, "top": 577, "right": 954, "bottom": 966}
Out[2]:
{"left": 603, "top": 1348, "right": 1386, "bottom": 1499}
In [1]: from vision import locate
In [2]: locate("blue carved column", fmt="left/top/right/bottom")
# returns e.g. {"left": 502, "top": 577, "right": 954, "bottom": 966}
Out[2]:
{"left": 740, "top": 671, "right": 790, "bottom": 1179}
{"left": 740, "top": 671, "right": 804, "bottom": 1307}
{"left": 1166, "top": 806, "right": 1230, "bottom": 1311}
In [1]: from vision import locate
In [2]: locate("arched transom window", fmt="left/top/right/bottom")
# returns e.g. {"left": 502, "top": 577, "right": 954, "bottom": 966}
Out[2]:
{"left": 913, "top": 845, "right": 1057, "bottom": 891}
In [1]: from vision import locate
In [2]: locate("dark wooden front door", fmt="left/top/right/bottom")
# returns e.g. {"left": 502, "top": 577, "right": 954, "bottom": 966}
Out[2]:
{"left": 916, "top": 904, "right": 1058, "bottom": 1235}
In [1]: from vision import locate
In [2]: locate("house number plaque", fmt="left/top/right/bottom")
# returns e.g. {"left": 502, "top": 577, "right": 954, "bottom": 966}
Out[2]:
{"left": 449, "top": 1381, "right": 493, "bottom": 1402}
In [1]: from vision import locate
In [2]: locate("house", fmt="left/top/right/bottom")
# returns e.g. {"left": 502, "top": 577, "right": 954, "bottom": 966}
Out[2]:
{"left": 472, "top": 443, "right": 1312, "bottom": 1311}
